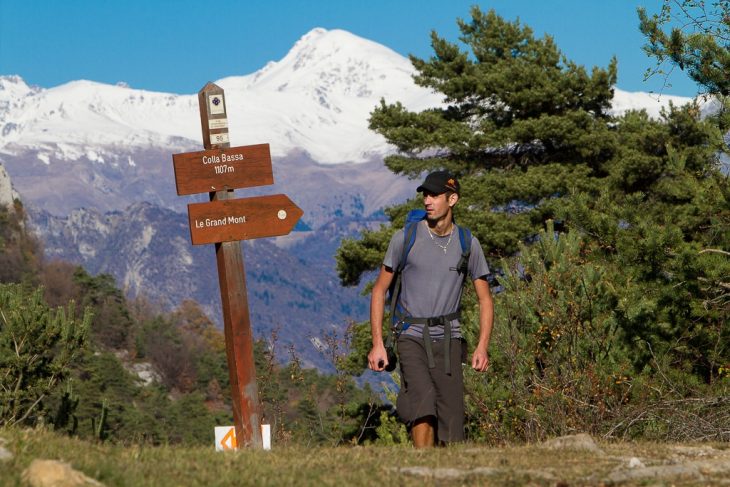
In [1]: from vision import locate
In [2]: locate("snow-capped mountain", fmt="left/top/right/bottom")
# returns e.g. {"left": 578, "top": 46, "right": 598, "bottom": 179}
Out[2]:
{"left": 0, "top": 28, "right": 442, "bottom": 166}
{"left": 0, "top": 27, "right": 698, "bottom": 220}
{"left": 0, "top": 27, "right": 696, "bottom": 171}
{"left": 0, "top": 76, "right": 199, "bottom": 163}
{"left": 609, "top": 88, "right": 694, "bottom": 118}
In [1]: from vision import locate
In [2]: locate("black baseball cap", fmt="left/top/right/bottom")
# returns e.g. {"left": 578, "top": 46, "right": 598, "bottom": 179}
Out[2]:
{"left": 417, "top": 170, "right": 460, "bottom": 195}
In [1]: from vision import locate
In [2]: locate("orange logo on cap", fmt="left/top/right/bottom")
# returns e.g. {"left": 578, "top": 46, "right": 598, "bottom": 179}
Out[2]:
{"left": 447, "top": 178, "right": 456, "bottom": 188}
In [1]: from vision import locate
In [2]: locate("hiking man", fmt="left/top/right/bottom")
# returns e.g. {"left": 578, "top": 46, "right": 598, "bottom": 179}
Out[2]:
{"left": 368, "top": 170, "right": 494, "bottom": 447}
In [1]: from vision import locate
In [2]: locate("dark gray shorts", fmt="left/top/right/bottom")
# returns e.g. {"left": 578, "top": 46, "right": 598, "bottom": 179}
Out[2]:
{"left": 395, "top": 335, "right": 465, "bottom": 443}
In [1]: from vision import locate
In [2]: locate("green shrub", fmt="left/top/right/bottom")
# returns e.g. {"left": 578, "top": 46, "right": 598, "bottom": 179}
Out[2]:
{"left": 0, "top": 283, "right": 91, "bottom": 427}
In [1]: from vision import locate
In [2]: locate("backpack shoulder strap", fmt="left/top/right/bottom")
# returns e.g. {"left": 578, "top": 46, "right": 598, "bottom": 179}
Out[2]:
{"left": 456, "top": 225, "right": 472, "bottom": 276}
{"left": 389, "top": 209, "right": 426, "bottom": 325}
{"left": 397, "top": 209, "right": 426, "bottom": 271}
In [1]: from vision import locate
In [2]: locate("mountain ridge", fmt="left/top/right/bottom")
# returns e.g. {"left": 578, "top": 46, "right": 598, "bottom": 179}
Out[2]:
{"left": 29, "top": 199, "right": 375, "bottom": 370}
{"left": 0, "top": 28, "right": 442, "bottom": 165}
{"left": 0, "top": 28, "right": 695, "bottom": 170}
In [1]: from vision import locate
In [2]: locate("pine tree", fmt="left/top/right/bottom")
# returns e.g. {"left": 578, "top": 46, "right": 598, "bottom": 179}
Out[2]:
{"left": 338, "top": 6, "right": 620, "bottom": 281}
{"left": 336, "top": 6, "right": 729, "bottom": 427}
{"left": 0, "top": 284, "right": 91, "bottom": 427}
{"left": 639, "top": 1, "right": 730, "bottom": 96}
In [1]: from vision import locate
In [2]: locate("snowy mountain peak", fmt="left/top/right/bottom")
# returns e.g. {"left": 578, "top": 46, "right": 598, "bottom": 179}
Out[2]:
{"left": 194, "top": 28, "right": 443, "bottom": 162}
{"left": 0, "top": 28, "right": 442, "bottom": 164}
{"left": 0, "top": 75, "right": 36, "bottom": 96}
{"left": 0, "top": 29, "right": 697, "bottom": 166}
{"left": 217, "top": 27, "right": 421, "bottom": 105}
{"left": 0, "top": 75, "right": 39, "bottom": 124}
{"left": 285, "top": 27, "right": 406, "bottom": 71}
{"left": 610, "top": 88, "right": 693, "bottom": 119}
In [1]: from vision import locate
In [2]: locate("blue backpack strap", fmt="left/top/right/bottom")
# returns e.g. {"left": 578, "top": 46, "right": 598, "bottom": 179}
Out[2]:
{"left": 456, "top": 225, "right": 472, "bottom": 276}
{"left": 389, "top": 209, "right": 426, "bottom": 326}
{"left": 397, "top": 209, "right": 426, "bottom": 274}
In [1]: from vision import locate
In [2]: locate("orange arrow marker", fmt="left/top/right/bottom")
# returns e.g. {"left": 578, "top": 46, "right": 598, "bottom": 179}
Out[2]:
{"left": 221, "top": 427, "right": 237, "bottom": 450}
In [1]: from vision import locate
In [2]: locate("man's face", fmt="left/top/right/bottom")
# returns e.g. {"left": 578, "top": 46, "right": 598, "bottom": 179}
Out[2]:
{"left": 422, "top": 190, "right": 456, "bottom": 221}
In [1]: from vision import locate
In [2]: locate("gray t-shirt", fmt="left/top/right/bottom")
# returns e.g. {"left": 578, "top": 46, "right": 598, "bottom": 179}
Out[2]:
{"left": 384, "top": 220, "right": 490, "bottom": 339}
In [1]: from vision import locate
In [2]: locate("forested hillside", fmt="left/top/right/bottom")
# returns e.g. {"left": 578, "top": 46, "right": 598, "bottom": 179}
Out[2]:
{"left": 0, "top": 199, "right": 385, "bottom": 446}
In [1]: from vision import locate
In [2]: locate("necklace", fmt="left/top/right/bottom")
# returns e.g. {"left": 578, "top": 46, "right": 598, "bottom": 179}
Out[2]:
{"left": 425, "top": 221, "right": 454, "bottom": 253}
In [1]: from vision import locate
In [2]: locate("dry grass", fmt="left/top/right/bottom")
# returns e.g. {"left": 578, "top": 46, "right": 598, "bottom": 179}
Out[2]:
{"left": 1, "top": 426, "right": 729, "bottom": 486}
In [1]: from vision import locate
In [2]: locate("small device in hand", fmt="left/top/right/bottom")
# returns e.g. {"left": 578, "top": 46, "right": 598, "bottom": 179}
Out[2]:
{"left": 384, "top": 346, "right": 397, "bottom": 372}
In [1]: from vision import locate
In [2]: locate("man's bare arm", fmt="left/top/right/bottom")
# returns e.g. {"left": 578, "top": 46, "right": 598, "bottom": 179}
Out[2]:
{"left": 368, "top": 265, "right": 394, "bottom": 371}
{"left": 471, "top": 278, "right": 494, "bottom": 372}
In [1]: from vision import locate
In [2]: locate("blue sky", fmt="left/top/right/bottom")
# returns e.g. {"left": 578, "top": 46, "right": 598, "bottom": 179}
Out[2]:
{"left": 0, "top": 0, "right": 697, "bottom": 96}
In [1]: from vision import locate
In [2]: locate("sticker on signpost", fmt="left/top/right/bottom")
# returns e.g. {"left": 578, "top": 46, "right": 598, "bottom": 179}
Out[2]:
{"left": 210, "top": 132, "right": 230, "bottom": 144}
{"left": 209, "top": 94, "right": 226, "bottom": 115}
{"left": 209, "top": 118, "right": 228, "bottom": 130}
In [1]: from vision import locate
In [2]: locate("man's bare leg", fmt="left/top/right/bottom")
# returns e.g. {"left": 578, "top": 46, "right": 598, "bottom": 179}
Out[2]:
{"left": 411, "top": 416, "right": 435, "bottom": 448}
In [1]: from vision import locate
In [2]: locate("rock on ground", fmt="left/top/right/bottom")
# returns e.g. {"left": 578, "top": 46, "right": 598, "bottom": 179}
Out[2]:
{"left": 606, "top": 457, "right": 730, "bottom": 484}
{"left": 0, "top": 437, "right": 12, "bottom": 462}
{"left": 21, "top": 459, "right": 104, "bottom": 487}
{"left": 540, "top": 433, "right": 604, "bottom": 454}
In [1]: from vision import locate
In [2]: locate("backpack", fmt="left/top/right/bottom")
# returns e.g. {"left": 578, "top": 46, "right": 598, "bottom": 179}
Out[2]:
{"left": 384, "top": 209, "right": 472, "bottom": 373}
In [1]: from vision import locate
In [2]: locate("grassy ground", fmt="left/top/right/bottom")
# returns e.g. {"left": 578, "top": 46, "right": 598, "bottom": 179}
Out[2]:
{"left": 1, "top": 427, "right": 729, "bottom": 486}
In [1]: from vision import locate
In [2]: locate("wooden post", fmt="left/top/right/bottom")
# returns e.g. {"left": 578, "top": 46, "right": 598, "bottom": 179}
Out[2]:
{"left": 173, "top": 82, "right": 302, "bottom": 449}
{"left": 198, "top": 82, "right": 262, "bottom": 448}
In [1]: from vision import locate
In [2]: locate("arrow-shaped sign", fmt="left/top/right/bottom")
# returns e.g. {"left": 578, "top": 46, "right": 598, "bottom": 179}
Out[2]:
{"left": 188, "top": 193, "right": 303, "bottom": 245}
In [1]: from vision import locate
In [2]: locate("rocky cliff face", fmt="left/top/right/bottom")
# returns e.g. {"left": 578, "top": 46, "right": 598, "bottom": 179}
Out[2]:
{"left": 29, "top": 194, "right": 387, "bottom": 369}
{"left": 0, "top": 163, "right": 18, "bottom": 209}
{"left": 17, "top": 143, "right": 417, "bottom": 369}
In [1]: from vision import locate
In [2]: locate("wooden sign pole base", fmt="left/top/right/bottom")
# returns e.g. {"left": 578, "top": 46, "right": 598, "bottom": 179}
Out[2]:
{"left": 213, "top": 190, "right": 262, "bottom": 449}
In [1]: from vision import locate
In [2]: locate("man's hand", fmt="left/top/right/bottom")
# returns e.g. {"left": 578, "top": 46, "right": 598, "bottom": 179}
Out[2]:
{"left": 369, "top": 265, "right": 395, "bottom": 373}
{"left": 471, "top": 349, "right": 489, "bottom": 372}
{"left": 472, "top": 278, "right": 493, "bottom": 373}
{"left": 368, "top": 344, "right": 389, "bottom": 372}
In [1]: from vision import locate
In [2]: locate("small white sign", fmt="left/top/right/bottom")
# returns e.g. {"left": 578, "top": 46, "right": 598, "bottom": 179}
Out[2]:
{"left": 210, "top": 132, "right": 230, "bottom": 144}
{"left": 208, "top": 94, "right": 226, "bottom": 115}
{"left": 214, "top": 426, "right": 236, "bottom": 451}
{"left": 208, "top": 118, "right": 228, "bottom": 130}
{"left": 214, "top": 424, "right": 272, "bottom": 451}
{"left": 262, "top": 424, "right": 271, "bottom": 450}
{"left": 277, "top": 210, "right": 287, "bottom": 220}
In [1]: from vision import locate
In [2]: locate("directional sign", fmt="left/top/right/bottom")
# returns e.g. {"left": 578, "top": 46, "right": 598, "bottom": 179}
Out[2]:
{"left": 172, "top": 144, "right": 273, "bottom": 195}
{"left": 188, "top": 193, "right": 303, "bottom": 245}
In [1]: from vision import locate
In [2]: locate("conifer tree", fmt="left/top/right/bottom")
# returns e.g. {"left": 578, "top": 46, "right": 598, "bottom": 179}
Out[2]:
{"left": 337, "top": 6, "right": 729, "bottom": 394}
{"left": 338, "top": 7, "right": 620, "bottom": 283}
{"left": 0, "top": 284, "right": 91, "bottom": 427}
{"left": 639, "top": 0, "right": 730, "bottom": 96}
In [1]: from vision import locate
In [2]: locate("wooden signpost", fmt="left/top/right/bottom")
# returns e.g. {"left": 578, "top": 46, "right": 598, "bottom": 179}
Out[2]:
{"left": 172, "top": 82, "right": 303, "bottom": 449}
